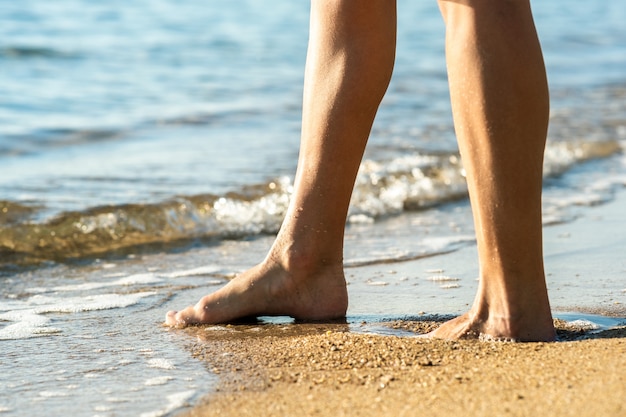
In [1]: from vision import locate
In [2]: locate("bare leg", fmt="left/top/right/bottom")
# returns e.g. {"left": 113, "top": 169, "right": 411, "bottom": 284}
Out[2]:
{"left": 165, "top": 1, "right": 396, "bottom": 326}
{"left": 429, "top": 0, "right": 556, "bottom": 341}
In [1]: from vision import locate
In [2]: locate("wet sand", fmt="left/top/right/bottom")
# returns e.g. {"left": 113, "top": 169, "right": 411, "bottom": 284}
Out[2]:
{"left": 174, "top": 192, "right": 626, "bottom": 417}
{"left": 179, "top": 321, "right": 625, "bottom": 417}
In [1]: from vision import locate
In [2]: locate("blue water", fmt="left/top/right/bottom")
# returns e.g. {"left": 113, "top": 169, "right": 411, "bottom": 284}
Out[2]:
{"left": 1, "top": 1, "right": 626, "bottom": 416}
{"left": 1, "top": 1, "right": 624, "bottom": 215}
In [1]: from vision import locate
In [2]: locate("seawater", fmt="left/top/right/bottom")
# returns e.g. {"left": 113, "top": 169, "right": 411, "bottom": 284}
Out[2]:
{"left": 0, "top": 261, "right": 222, "bottom": 416}
{"left": 1, "top": 1, "right": 626, "bottom": 416}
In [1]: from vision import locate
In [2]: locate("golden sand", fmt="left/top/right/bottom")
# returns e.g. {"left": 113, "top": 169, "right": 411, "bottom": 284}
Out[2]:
{"left": 177, "top": 320, "right": 625, "bottom": 417}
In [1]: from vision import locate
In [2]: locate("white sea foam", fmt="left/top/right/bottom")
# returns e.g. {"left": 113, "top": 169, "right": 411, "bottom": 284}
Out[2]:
{"left": 440, "top": 284, "right": 461, "bottom": 289}
{"left": 139, "top": 390, "right": 196, "bottom": 417}
{"left": 543, "top": 140, "right": 621, "bottom": 177}
{"left": 213, "top": 187, "right": 291, "bottom": 235}
{"left": 106, "top": 397, "right": 130, "bottom": 403}
{"left": 366, "top": 281, "right": 389, "bottom": 287}
{"left": 567, "top": 319, "right": 600, "bottom": 331}
{"left": 50, "top": 273, "right": 162, "bottom": 292}
{"left": 164, "top": 265, "right": 222, "bottom": 278}
{"left": 0, "top": 310, "right": 61, "bottom": 340}
{"left": 0, "top": 292, "right": 155, "bottom": 340}
{"left": 25, "top": 273, "right": 162, "bottom": 294}
{"left": 426, "top": 276, "right": 460, "bottom": 282}
{"left": 145, "top": 376, "right": 174, "bottom": 386}
{"left": 39, "top": 391, "right": 69, "bottom": 398}
{"left": 93, "top": 405, "right": 111, "bottom": 412}
{"left": 0, "top": 322, "right": 62, "bottom": 340}
{"left": 102, "top": 272, "right": 127, "bottom": 278}
{"left": 349, "top": 154, "right": 468, "bottom": 220}
{"left": 28, "top": 292, "right": 157, "bottom": 313}
{"left": 147, "top": 358, "right": 176, "bottom": 370}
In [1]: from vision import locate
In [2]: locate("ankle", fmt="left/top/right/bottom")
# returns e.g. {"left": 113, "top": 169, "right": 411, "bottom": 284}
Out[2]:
{"left": 267, "top": 238, "right": 343, "bottom": 275}
{"left": 469, "top": 292, "right": 555, "bottom": 341}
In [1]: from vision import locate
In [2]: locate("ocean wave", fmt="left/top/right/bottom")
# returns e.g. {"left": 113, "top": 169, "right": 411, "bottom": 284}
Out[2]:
{"left": 0, "top": 201, "right": 42, "bottom": 225}
{"left": 0, "top": 139, "right": 621, "bottom": 267}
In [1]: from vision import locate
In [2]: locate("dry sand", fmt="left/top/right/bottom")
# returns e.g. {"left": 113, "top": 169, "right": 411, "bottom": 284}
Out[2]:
{"left": 177, "top": 320, "right": 625, "bottom": 417}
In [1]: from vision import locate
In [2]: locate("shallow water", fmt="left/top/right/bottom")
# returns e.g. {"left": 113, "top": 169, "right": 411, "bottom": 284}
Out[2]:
{"left": 0, "top": 262, "right": 219, "bottom": 416}
{"left": 1, "top": 1, "right": 626, "bottom": 416}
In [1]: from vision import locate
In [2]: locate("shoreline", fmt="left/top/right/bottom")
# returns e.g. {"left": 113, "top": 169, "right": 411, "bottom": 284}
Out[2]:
{"left": 174, "top": 189, "right": 626, "bottom": 417}
{"left": 178, "top": 321, "right": 625, "bottom": 417}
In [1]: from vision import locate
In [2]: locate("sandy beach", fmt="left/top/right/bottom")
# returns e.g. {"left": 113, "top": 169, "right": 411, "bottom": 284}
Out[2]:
{"left": 174, "top": 191, "right": 626, "bottom": 417}
{"left": 2, "top": 3, "right": 625, "bottom": 416}
{"left": 180, "top": 322, "right": 625, "bottom": 417}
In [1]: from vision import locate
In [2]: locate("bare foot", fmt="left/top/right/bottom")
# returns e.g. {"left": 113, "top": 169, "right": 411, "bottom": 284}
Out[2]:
{"left": 426, "top": 308, "right": 556, "bottom": 342}
{"left": 164, "top": 256, "right": 348, "bottom": 327}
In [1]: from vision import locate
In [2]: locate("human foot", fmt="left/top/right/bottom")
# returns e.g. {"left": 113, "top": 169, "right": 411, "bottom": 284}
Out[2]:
{"left": 164, "top": 258, "right": 348, "bottom": 327}
{"left": 426, "top": 309, "right": 556, "bottom": 342}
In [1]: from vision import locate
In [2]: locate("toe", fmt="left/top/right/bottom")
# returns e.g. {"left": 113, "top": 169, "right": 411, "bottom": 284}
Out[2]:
{"left": 164, "top": 310, "right": 179, "bottom": 327}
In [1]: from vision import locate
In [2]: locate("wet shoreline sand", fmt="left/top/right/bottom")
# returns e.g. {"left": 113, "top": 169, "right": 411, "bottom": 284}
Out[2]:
{"left": 179, "top": 322, "right": 625, "bottom": 417}
{"left": 174, "top": 191, "right": 626, "bottom": 417}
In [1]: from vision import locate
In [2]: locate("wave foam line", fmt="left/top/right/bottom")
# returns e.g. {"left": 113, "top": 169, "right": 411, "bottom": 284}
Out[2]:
{"left": 0, "top": 140, "right": 620, "bottom": 266}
